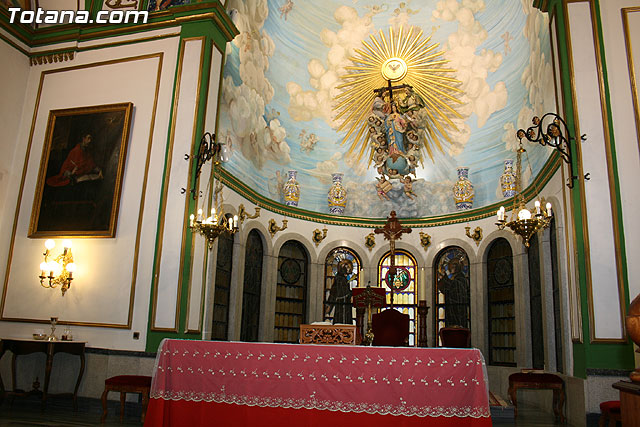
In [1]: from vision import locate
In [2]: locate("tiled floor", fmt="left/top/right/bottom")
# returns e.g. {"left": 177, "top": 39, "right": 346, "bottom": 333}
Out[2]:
{"left": 0, "top": 396, "right": 143, "bottom": 426}
{"left": 0, "top": 396, "right": 603, "bottom": 426}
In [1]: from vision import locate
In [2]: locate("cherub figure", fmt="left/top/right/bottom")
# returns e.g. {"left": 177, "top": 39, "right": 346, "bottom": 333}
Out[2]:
{"left": 375, "top": 176, "right": 391, "bottom": 201}
{"left": 279, "top": 0, "right": 294, "bottom": 20}
{"left": 373, "top": 147, "right": 386, "bottom": 168}
{"left": 402, "top": 176, "right": 417, "bottom": 200}
{"left": 387, "top": 168, "right": 401, "bottom": 179}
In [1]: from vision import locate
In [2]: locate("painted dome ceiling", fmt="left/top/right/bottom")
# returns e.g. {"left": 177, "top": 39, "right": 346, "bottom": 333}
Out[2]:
{"left": 218, "top": 0, "right": 555, "bottom": 219}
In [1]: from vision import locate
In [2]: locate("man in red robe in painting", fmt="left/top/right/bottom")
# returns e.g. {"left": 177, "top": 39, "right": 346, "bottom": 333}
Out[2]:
{"left": 46, "top": 133, "right": 103, "bottom": 187}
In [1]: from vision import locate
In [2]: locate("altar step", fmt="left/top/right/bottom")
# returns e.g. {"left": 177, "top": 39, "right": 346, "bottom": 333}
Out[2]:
{"left": 489, "top": 391, "right": 515, "bottom": 420}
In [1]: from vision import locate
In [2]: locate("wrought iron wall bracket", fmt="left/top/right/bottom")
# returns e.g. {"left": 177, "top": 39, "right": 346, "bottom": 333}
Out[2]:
{"left": 184, "top": 132, "right": 221, "bottom": 199}
{"left": 517, "top": 113, "right": 587, "bottom": 189}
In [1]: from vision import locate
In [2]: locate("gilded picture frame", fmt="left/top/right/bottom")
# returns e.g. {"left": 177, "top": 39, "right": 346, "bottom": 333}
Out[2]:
{"left": 29, "top": 102, "right": 133, "bottom": 238}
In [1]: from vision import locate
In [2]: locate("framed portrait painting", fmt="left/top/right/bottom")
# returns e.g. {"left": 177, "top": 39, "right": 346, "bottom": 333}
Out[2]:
{"left": 29, "top": 102, "right": 133, "bottom": 238}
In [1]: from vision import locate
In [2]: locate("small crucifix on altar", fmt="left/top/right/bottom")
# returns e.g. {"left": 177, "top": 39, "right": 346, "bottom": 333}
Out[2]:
{"left": 374, "top": 210, "right": 412, "bottom": 307}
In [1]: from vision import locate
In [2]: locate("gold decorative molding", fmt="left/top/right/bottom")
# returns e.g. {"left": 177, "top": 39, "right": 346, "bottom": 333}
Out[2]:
{"left": 30, "top": 51, "right": 75, "bottom": 66}
{"left": 418, "top": 231, "right": 431, "bottom": 251}
{"left": 465, "top": 226, "right": 483, "bottom": 246}
{"left": 312, "top": 227, "right": 327, "bottom": 247}
{"left": 268, "top": 218, "right": 287, "bottom": 238}
{"left": 238, "top": 203, "right": 261, "bottom": 225}
{"left": 365, "top": 233, "right": 375, "bottom": 251}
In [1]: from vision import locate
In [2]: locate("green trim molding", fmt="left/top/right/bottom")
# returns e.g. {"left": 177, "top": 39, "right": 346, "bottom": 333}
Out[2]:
{"left": 217, "top": 152, "right": 562, "bottom": 228}
{"left": 145, "top": 20, "right": 223, "bottom": 353}
{"left": 0, "top": 1, "right": 237, "bottom": 60}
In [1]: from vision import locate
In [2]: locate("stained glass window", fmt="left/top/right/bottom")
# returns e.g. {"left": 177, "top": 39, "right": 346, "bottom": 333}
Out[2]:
{"left": 434, "top": 246, "right": 470, "bottom": 346}
{"left": 323, "top": 247, "right": 361, "bottom": 324}
{"left": 378, "top": 249, "right": 417, "bottom": 346}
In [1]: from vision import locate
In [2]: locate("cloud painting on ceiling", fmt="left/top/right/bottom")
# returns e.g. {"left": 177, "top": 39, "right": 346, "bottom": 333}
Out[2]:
{"left": 218, "top": 0, "right": 555, "bottom": 218}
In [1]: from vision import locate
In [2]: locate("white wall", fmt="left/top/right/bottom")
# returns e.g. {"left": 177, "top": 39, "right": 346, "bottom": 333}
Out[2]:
{"left": 0, "top": 31, "right": 30, "bottom": 229}
{"left": 0, "top": 29, "right": 181, "bottom": 351}
{"left": 600, "top": 1, "right": 640, "bottom": 305}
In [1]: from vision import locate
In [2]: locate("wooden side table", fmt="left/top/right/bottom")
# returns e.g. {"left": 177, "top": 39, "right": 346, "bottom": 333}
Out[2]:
{"left": 508, "top": 372, "right": 565, "bottom": 422}
{"left": 613, "top": 381, "right": 640, "bottom": 427}
{"left": 299, "top": 324, "right": 357, "bottom": 345}
{"left": 0, "top": 338, "right": 86, "bottom": 410}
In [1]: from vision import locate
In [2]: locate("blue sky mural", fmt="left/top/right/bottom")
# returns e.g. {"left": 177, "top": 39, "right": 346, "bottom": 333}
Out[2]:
{"left": 218, "top": 0, "right": 555, "bottom": 218}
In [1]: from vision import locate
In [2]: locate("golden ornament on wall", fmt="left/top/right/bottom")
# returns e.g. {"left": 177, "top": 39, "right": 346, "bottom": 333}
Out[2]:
{"left": 334, "top": 25, "right": 465, "bottom": 169}
{"left": 312, "top": 227, "right": 328, "bottom": 247}
{"left": 419, "top": 231, "right": 431, "bottom": 251}
{"left": 365, "top": 233, "right": 376, "bottom": 251}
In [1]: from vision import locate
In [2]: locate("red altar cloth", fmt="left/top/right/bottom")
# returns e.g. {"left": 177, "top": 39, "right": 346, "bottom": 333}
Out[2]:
{"left": 145, "top": 339, "right": 492, "bottom": 426}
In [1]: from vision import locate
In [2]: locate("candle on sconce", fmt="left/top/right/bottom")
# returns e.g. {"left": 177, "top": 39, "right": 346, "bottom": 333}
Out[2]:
{"left": 40, "top": 262, "right": 48, "bottom": 276}
{"left": 66, "top": 263, "right": 76, "bottom": 278}
{"left": 190, "top": 214, "right": 195, "bottom": 226}
{"left": 535, "top": 200, "right": 541, "bottom": 214}
{"left": 546, "top": 202, "right": 552, "bottom": 217}
{"left": 233, "top": 215, "right": 238, "bottom": 228}
{"left": 228, "top": 217, "right": 233, "bottom": 229}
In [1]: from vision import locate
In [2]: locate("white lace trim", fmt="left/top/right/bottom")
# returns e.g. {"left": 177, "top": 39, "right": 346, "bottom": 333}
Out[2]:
{"left": 150, "top": 388, "right": 491, "bottom": 418}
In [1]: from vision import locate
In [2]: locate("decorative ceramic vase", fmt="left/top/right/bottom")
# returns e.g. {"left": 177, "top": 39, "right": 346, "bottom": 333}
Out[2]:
{"left": 283, "top": 170, "right": 300, "bottom": 207}
{"left": 328, "top": 173, "right": 347, "bottom": 214}
{"left": 453, "top": 166, "right": 474, "bottom": 210}
{"left": 500, "top": 159, "right": 517, "bottom": 198}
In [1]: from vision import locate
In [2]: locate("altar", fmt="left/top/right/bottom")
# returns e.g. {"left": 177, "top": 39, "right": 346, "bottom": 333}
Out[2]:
{"left": 144, "top": 339, "right": 491, "bottom": 426}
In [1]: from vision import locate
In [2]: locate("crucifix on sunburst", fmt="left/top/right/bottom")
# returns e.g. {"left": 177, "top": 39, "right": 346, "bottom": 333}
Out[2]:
{"left": 374, "top": 211, "right": 412, "bottom": 307}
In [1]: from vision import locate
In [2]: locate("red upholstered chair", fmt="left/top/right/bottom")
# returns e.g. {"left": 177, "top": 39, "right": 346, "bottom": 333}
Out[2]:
{"left": 438, "top": 326, "right": 471, "bottom": 348}
{"left": 599, "top": 400, "right": 621, "bottom": 427}
{"left": 100, "top": 375, "right": 152, "bottom": 424}
{"left": 372, "top": 308, "right": 409, "bottom": 346}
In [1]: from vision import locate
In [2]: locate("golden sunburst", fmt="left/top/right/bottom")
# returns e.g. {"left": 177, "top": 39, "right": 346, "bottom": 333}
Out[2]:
{"left": 334, "top": 25, "right": 465, "bottom": 164}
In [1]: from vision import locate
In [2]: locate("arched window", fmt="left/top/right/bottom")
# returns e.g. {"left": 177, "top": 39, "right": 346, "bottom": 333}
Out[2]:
{"left": 211, "top": 216, "right": 234, "bottom": 341}
{"left": 275, "top": 241, "right": 308, "bottom": 343}
{"left": 240, "top": 229, "right": 264, "bottom": 342}
{"left": 434, "top": 246, "right": 470, "bottom": 346}
{"left": 323, "top": 247, "right": 361, "bottom": 324}
{"left": 378, "top": 249, "right": 418, "bottom": 346}
{"left": 528, "top": 233, "right": 544, "bottom": 369}
{"left": 487, "top": 238, "right": 516, "bottom": 366}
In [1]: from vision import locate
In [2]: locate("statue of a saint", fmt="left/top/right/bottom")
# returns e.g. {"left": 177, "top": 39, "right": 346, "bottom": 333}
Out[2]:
{"left": 327, "top": 260, "right": 353, "bottom": 324}
{"left": 437, "top": 257, "right": 470, "bottom": 328}
{"left": 384, "top": 102, "right": 407, "bottom": 160}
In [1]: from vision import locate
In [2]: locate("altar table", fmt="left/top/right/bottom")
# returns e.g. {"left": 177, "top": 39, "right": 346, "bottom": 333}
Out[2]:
{"left": 145, "top": 339, "right": 492, "bottom": 426}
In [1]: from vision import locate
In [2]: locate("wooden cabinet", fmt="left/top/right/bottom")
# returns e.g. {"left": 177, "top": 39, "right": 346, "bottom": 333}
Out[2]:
{"left": 613, "top": 381, "right": 640, "bottom": 427}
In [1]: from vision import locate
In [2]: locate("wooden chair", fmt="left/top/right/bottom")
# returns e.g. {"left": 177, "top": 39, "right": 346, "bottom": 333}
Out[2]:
{"left": 438, "top": 326, "right": 471, "bottom": 348}
{"left": 371, "top": 308, "right": 409, "bottom": 346}
{"left": 100, "top": 375, "right": 152, "bottom": 424}
{"left": 599, "top": 400, "right": 621, "bottom": 427}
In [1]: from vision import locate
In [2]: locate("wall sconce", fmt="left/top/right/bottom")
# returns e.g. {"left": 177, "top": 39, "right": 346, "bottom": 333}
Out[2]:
{"left": 465, "top": 226, "right": 483, "bottom": 246}
{"left": 39, "top": 239, "right": 75, "bottom": 296}
{"left": 185, "top": 132, "right": 239, "bottom": 249}
{"left": 312, "top": 227, "right": 328, "bottom": 247}
{"left": 238, "top": 203, "right": 261, "bottom": 225}
{"left": 268, "top": 218, "right": 288, "bottom": 238}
